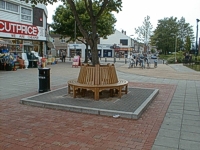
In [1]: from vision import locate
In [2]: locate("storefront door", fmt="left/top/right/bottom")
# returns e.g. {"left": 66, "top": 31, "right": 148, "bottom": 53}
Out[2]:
{"left": 24, "top": 46, "right": 33, "bottom": 53}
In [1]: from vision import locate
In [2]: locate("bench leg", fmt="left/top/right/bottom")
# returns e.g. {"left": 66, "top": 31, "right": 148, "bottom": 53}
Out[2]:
{"left": 73, "top": 86, "right": 76, "bottom": 98}
{"left": 94, "top": 88, "right": 99, "bottom": 100}
{"left": 118, "top": 87, "right": 122, "bottom": 98}
{"left": 81, "top": 89, "right": 87, "bottom": 97}
{"left": 68, "top": 85, "right": 71, "bottom": 94}
{"left": 125, "top": 84, "right": 128, "bottom": 94}
{"left": 110, "top": 89, "right": 114, "bottom": 97}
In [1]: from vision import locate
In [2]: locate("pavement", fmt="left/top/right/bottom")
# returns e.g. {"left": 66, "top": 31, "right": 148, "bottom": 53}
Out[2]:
{"left": 0, "top": 59, "right": 200, "bottom": 150}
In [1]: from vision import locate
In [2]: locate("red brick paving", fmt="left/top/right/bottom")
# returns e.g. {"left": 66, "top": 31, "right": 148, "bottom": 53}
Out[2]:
{"left": 0, "top": 82, "right": 176, "bottom": 150}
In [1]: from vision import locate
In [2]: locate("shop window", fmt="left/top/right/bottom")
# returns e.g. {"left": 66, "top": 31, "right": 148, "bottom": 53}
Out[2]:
{"left": 21, "top": 7, "right": 32, "bottom": 21}
{"left": 0, "top": 0, "right": 5, "bottom": 9}
{"left": 6, "top": 2, "right": 18, "bottom": 12}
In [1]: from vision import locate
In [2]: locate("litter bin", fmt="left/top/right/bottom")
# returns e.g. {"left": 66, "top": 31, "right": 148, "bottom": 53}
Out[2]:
{"left": 38, "top": 68, "right": 50, "bottom": 93}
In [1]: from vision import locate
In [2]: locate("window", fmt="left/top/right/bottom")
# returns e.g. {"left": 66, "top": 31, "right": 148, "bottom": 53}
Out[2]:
{"left": 6, "top": 2, "right": 18, "bottom": 12}
{"left": 120, "top": 39, "right": 128, "bottom": 46}
{"left": 61, "top": 39, "right": 65, "bottom": 43}
{"left": 0, "top": 0, "right": 5, "bottom": 9}
{"left": 21, "top": 7, "right": 31, "bottom": 21}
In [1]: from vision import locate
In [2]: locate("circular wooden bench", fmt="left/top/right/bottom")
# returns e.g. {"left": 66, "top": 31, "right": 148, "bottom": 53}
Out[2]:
{"left": 67, "top": 64, "right": 128, "bottom": 100}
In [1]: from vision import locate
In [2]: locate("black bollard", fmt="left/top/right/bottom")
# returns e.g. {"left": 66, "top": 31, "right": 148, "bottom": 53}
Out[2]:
{"left": 105, "top": 57, "right": 107, "bottom": 62}
{"left": 69, "top": 57, "right": 71, "bottom": 61}
{"left": 125, "top": 58, "right": 127, "bottom": 64}
{"left": 163, "top": 59, "right": 164, "bottom": 64}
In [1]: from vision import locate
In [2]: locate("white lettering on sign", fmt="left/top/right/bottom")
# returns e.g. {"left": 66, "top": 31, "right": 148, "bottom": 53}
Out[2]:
{"left": 0, "top": 20, "right": 39, "bottom": 36}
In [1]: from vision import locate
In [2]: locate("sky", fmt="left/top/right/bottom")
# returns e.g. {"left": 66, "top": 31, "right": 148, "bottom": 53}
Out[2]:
{"left": 46, "top": 0, "right": 200, "bottom": 39}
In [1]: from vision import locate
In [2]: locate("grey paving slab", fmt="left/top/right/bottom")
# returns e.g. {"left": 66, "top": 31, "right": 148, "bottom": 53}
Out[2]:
{"left": 180, "top": 131, "right": 200, "bottom": 142}
{"left": 181, "top": 124, "right": 200, "bottom": 134}
{"left": 182, "top": 119, "right": 200, "bottom": 126}
{"left": 160, "top": 122, "right": 182, "bottom": 131}
{"left": 179, "top": 139, "right": 200, "bottom": 150}
{"left": 165, "top": 112, "right": 183, "bottom": 119}
{"left": 152, "top": 145, "right": 178, "bottom": 150}
{"left": 157, "top": 128, "right": 180, "bottom": 139}
{"left": 183, "top": 114, "right": 200, "bottom": 121}
{"left": 153, "top": 136, "right": 179, "bottom": 149}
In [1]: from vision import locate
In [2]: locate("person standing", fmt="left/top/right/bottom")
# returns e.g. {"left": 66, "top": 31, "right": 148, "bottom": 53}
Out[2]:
{"left": 61, "top": 50, "right": 66, "bottom": 62}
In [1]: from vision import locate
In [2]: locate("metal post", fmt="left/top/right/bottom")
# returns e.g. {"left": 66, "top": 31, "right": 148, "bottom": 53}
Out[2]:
{"left": 175, "top": 36, "right": 177, "bottom": 63}
{"left": 125, "top": 58, "right": 127, "bottom": 64}
{"left": 105, "top": 57, "right": 107, "bottom": 62}
{"left": 196, "top": 19, "right": 199, "bottom": 59}
{"left": 114, "top": 57, "right": 116, "bottom": 63}
{"left": 74, "top": 0, "right": 77, "bottom": 56}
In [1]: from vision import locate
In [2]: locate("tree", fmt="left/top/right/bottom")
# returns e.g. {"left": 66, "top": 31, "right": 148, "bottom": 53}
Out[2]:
{"left": 184, "top": 36, "right": 191, "bottom": 52}
{"left": 27, "top": 0, "right": 122, "bottom": 65}
{"left": 150, "top": 16, "right": 194, "bottom": 55}
{"left": 177, "top": 17, "right": 194, "bottom": 51}
{"left": 135, "top": 15, "right": 153, "bottom": 52}
{"left": 51, "top": 1, "right": 117, "bottom": 63}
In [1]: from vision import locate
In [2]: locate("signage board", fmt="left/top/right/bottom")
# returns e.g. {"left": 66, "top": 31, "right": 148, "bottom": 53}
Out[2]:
{"left": 0, "top": 20, "right": 46, "bottom": 41}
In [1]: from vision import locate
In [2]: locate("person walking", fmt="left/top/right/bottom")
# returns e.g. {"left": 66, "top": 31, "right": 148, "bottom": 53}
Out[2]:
{"left": 61, "top": 50, "right": 66, "bottom": 62}
{"left": 128, "top": 53, "right": 134, "bottom": 68}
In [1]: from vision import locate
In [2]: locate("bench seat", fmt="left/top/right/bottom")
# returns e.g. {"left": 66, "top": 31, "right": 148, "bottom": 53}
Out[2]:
{"left": 68, "top": 79, "right": 128, "bottom": 100}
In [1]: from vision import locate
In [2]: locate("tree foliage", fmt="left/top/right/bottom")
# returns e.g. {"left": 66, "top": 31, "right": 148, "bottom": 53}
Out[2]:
{"left": 135, "top": 16, "right": 153, "bottom": 45}
{"left": 26, "top": 0, "right": 122, "bottom": 65}
{"left": 51, "top": 0, "right": 117, "bottom": 62}
{"left": 51, "top": 1, "right": 117, "bottom": 41}
{"left": 150, "top": 16, "right": 194, "bottom": 55}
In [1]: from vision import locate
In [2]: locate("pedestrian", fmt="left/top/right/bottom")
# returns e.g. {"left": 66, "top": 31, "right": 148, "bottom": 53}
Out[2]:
{"left": 61, "top": 50, "right": 66, "bottom": 62}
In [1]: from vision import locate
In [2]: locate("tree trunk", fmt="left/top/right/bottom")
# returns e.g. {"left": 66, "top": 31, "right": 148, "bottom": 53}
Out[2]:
{"left": 84, "top": 44, "right": 89, "bottom": 63}
{"left": 87, "top": 32, "right": 99, "bottom": 65}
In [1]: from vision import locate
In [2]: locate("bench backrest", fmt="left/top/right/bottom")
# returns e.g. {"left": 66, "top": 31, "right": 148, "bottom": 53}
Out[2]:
{"left": 77, "top": 64, "right": 118, "bottom": 85}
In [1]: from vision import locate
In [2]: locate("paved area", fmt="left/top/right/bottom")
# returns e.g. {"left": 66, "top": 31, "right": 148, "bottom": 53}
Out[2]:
{"left": 0, "top": 60, "right": 200, "bottom": 150}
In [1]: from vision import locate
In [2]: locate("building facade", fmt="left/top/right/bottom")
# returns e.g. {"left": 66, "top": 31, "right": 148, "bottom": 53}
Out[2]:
{"left": 0, "top": 0, "right": 48, "bottom": 57}
{"left": 100, "top": 30, "right": 134, "bottom": 58}
{"left": 50, "top": 30, "right": 136, "bottom": 59}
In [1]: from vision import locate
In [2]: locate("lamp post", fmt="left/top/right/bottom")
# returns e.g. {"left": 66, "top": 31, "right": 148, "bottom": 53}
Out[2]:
{"left": 196, "top": 19, "right": 199, "bottom": 58}
{"left": 171, "top": 33, "right": 177, "bottom": 63}
{"left": 74, "top": 0, "right": 77, "bottom": 56}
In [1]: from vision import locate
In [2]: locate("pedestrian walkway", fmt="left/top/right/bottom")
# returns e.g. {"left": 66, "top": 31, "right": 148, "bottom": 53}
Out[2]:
{"left": 0, "top": 61, "right": 200, "bottom": 150}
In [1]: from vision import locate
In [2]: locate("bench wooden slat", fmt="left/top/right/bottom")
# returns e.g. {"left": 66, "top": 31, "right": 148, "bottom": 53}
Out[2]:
{"left": 68, "top": 64, "right": 128, "bottom": 100}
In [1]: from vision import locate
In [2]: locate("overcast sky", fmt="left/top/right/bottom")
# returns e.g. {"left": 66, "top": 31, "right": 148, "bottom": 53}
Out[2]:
{"left": 47, "top": 0, "right": 200, "bottom": 40}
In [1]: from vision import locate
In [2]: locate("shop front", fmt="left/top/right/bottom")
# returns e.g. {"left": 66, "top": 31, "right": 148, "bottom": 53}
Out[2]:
{"left": 0, "top": 20, "right": 47, "bottom": 71}
{"left": 67, "top": 44, "right": 86, "bottom": 58}
{"left": 114, "top": 47, "right": 133, "bottom": 58}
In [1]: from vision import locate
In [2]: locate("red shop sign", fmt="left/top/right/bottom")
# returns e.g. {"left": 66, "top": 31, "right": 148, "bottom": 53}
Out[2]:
{"left": 0, "top": 20, "right": 39, "bottom": 36}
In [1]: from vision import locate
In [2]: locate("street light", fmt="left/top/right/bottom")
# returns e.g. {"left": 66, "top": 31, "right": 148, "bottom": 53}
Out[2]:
{"left": 74, "top": 0, "right": 77, "bottom": 56}
{"left": 171, "top": 33, "right": 177, "bottom": 63}
{"left": 196, "top": 19, "right": 200, "bottom": 58}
